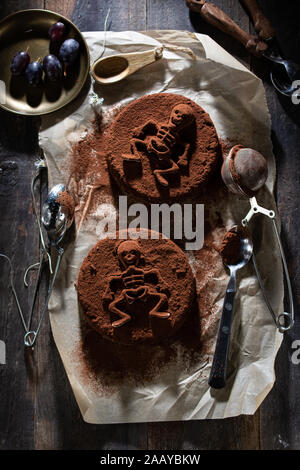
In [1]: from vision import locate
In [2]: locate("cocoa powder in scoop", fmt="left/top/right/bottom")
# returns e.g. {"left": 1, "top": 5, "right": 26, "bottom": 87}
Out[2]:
{"left": 219, "top": 230, "right": 242, "bottom": 266}
{"left": 56, "top": 190, "right": 75, "bottom": 220}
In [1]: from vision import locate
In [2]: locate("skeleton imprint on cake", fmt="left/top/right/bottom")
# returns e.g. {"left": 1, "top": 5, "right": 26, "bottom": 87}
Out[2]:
{"left": 103, "top": 240, "right": 171, "bottom": 328}
{"left": 78, "top": 228, "right": 196, "bottom": 344}
{"left": 122, "top": 104, "right": 195, "bottom": 187}
{"left": 107, "top": 93, "right": 220, "bottom": 203}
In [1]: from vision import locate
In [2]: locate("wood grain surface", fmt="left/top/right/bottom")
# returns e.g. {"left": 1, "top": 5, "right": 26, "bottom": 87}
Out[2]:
{"left": 0, "top": 0, "right": 299, "bottom": 450}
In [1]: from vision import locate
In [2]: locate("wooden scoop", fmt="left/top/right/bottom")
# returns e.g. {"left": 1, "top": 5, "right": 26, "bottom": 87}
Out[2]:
{"left": 91, "top": 47, "right": 163, "bottom": 85}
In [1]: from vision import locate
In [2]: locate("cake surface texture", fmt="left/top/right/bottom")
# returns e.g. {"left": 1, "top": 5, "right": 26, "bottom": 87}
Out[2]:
{"left": 77, "top": 230, "right": 195, "bottom": 345}
{"left": 107, "top": 93, "right": 220, "bottom": 202}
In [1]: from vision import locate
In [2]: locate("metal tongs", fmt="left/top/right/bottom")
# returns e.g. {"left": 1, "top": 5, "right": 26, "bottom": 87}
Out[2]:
{"left": 23, "top": 161, "right": 75, "bottom": 347}
{"left": 221, "top": 145, "right": 294, "bottom": 333}
{"left": 1, "top": 158, "right": 75, "bottom": 348}
{"left": 241, "top": 196, "right": 294, "bottom": 332}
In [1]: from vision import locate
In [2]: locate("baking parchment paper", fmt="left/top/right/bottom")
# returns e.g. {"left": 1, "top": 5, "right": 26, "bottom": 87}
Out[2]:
{"left": 39, "top": 30, "right": 283, "bottom": 423}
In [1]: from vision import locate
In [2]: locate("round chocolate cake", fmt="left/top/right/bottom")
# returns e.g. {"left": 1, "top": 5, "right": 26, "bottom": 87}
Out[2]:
{"left": 77, "top": 230, "right": 195, "bottom": 345}
{"left": 107, "top": 93, "right": 220, "bottom": 202}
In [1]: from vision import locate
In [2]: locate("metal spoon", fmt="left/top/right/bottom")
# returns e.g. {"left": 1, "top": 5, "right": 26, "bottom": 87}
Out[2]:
{"left": 208, "top": 225, "right": 253, "bottom": 389}
{"left": 262, "top": 48, "right": 300, "bottom": 97}
{"left": 24, "top": 184, "right": 75, "bottom": 347}
{"left": 269, "top": 62, "right": 300, "bottom": 97}
{"left": 240, "top": 1, "right": 300, "bottom": 96}
{"left": 41, "top": 184, "right": 74, "bottom": 244}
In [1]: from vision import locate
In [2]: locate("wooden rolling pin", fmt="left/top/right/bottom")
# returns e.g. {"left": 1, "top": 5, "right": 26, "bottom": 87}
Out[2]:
{"left": 186, "top": 0, "right": 268, "bottom": 56}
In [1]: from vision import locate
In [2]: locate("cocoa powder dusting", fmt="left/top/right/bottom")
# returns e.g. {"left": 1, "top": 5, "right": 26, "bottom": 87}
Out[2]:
{"left": 64, "top": 94, "right": 227, "bottom": 391}
{"left": 77, "top": 293, "right": 205, "bottom": 391}
{"left": 76, "top": 232, "right": 220, "bottom": 391}
{"left": 67, "top": 107, "right": 120, "bottom": 223}
{"left": 77, "top": 231, "right": 195, "bottom": 345}
{"left": 78, "top": 327, "right": 176, "bottom": 389}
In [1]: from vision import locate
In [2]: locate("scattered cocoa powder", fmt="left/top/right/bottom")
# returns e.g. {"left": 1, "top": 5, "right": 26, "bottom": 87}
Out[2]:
{"left": 78, "top": 326, "right": 177, "bottom": 389}
{"left": 66, "top": 108, "right": 120, "bottom": 222}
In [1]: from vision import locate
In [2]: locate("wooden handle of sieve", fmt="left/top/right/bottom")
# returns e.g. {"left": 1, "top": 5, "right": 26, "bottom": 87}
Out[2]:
{"left": 186, "top": 0, "right": 268, "bottom": 56}
{"left": 240, "top": 0, "right": 275, "bottom": 40}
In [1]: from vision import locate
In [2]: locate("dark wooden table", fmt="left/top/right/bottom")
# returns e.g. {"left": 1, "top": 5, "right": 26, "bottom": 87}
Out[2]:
{"left": 0, "top": 0, "right": 299, "bottom": 450}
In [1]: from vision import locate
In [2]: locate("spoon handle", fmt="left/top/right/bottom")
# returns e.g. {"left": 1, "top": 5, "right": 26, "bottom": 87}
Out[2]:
{"left": 24, "top": 246, "right": 64, "bottom": 347}
{"left": 186, "top": 0, "right": 268, "bottom": 56}
{"left": 208, "top": 271, "right": 236, "bottom": 389}
{"left": 125, "top": 48, "right": 163, "bottom": 75}
{"left": 26, "top": 246, "right": 46, "bottom": 332}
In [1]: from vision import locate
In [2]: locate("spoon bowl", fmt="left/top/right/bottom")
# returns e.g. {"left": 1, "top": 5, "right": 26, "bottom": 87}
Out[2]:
{"left": 225, "top": 225, "right": 253, "bottom": 271}
{"left": 42, "top": 184, "right": 75, "bottom": 244}
{"left": 263, "top": 53, "right": 300, "bottom": 96}
{"left": 92, "top": 55, "right": 129, "bottom": 84}
{"left": 270, "top": 63, "right": 300, "bottom": 97}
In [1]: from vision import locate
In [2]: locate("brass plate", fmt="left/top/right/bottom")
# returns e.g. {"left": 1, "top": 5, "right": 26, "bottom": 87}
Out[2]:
{"left": 0, "top": 9, "right": 90, "bottom": 115}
